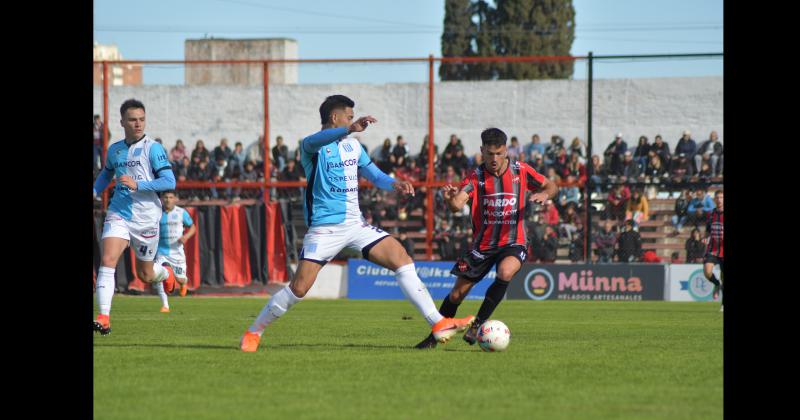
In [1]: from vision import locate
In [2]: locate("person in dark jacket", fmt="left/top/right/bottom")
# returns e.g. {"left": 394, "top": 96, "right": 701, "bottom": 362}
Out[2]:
{"left": 615, "top": 219, "right": 642, "bottom": 262}
{"left": 685, "top": 228, "right": 706, "bottom": 263}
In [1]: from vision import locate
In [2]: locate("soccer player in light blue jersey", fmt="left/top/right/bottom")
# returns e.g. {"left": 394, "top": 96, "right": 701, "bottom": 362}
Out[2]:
{"left": 92, "top": 99, "right": 178, "bottom": 335}
{"left": 153, "top": 190, "right": 197, "bottom": 312}
{"left": 240, "top": 95, "right": 474, "bottom": 351}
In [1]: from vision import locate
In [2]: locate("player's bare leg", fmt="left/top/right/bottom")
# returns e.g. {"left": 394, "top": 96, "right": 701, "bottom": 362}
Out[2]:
{"left": 368, "top": 237, "right": 474, "bottom": 343}
{"left": 704, "top": 262, "right": 721, "bottom": 302}
{"left": 241, "top": 259, "right": 325, "bottom": 352}
{"left": 464, "top": 255, "right": 520, "bottom": 345}
{"left": 94, "top": 237, "right": 129, "bottom": 335}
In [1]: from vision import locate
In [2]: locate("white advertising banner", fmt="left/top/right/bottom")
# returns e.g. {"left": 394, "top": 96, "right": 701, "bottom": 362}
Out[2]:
{"left": 667, "top": 264, "right": 722, "bottom": 302}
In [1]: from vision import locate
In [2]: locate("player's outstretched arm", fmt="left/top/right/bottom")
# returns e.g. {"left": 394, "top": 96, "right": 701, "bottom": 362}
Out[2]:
{"left": 93, "top": 167, "right": 114, "bottom": 198}
{"left": 302, "top": 127, "right": 349, "bottom": 154}
{"left": 358, "top": 161, "right": 399, "bottom": 192}
{"left": 529, "top": 177, "right": 558, "bottom": 204}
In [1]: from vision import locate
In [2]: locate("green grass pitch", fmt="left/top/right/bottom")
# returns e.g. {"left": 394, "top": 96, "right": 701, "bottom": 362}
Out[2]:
{"left": 93, "top": 296, "right": 722, "bottom": 419}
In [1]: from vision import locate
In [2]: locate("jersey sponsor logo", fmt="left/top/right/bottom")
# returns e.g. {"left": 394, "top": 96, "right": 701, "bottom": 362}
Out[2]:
{"left": 141, "top": 229, "right": 158, "bottom": 238}
{"left": 326, "top": 158, "right": 358, "bottom": 170}
{"left": 330, "top": 186, "right": 359, "bottom": 193}
{"left": 329, "top": 174, "right": 359, "bottom": 183}
{"left": 113, "top": 160, "right": 143, "bottom": 168}
{"left": 482, "top": 193, "right": 517, "bottom": 207}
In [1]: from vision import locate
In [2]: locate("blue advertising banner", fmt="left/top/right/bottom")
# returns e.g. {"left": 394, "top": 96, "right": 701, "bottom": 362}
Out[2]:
{"left": 347, "top": 259, "right": 492, "bottom": 300}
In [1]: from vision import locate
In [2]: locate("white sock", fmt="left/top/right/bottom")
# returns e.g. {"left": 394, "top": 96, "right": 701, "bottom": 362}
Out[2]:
{"left": 395, "top": 264, "right": 443, "bottom": 326}
{"left": 153, "top": 263, "right": 168, "bottom": 283}
{"left": 154, "top": 281, "right": 169, "bottom": 308}
{"left": 248, "top": 285, "right": 303, "bottom": 335}
{"left": 96, "top": 266, "right": 116, "bottom": 316}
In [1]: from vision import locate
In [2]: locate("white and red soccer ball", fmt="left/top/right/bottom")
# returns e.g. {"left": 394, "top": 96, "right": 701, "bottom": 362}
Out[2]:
{"left": 477, "top": 320, "right": 511, "bottom": 352}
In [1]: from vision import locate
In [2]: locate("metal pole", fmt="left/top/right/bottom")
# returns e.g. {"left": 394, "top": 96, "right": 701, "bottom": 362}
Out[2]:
{"left": 585, "top": 52, "right": 593, "bottom": 263}
{"left": 102, "top": 61, "right": 110, "bottom": 210}
{"left": 263, "top": 62, "right": 271, "bottom": 199}
{"left": 426, "top": 55, "right": 435, "bottom": 260}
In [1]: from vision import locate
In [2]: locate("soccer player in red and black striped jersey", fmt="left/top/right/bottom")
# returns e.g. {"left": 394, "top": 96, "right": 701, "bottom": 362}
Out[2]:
{"left": 703, "top": 190, "right": 724, "bottom": 311}
{"left": 415, "top": 128, "right": 558, "bottom": 349}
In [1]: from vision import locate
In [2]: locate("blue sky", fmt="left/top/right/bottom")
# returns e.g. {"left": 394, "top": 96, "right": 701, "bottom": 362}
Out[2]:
{"left": 93, "top": 0, "right": 722, "bottom": 84}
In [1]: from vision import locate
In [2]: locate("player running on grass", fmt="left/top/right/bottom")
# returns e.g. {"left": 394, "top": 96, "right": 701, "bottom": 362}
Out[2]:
{"left": 92, "top": 99, "right": 177, "bottom": 335}
{"left": 153, "top": 190, "right": 197, "bottom": 312}
{"left": 240, "top": 95, "right": 474, "bottom": 352}
{"left": 415, "top": 128, "right": 558, "bottom": 349}
{"left": 703, "top": 190, "right": 724, "bottom": 312}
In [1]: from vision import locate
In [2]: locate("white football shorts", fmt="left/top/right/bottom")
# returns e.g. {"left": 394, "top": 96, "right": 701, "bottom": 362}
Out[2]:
{"left": 300, "top": 220, "right": 390, "bottom": 264}
{"left": 101, "top": 211, "right": 160, "bottom": 262}
{"left": 154, "top": 254, "right": 188, "bottom": 280}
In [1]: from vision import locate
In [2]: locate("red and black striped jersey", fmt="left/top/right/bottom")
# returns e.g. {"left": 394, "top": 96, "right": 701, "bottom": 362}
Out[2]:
{"left": 459, "top": 160, "right": 547, "bottom": 251}
{"left": 705, "top": 208, "right": 724, "bottom": 258}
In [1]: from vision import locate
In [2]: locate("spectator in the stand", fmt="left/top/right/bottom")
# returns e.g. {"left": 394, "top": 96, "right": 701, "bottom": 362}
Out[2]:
{"left": 395, "top": 157, "right": 422, "bottom": 182}
{"left": 568, "top": 137, "right": 587, "bottom": 161}
{"left": 697, "top": 161, "right": 714, "bottom": 182}
{"left": 443, "top": 134, "right": 463, "bottom": 157}
{"left": 434, "top": 220, "right": 457, "bottom": 261}
{"left": 625, "top": 189, "right": 649, "bottom": 226}
{"left": 468, "top": 152, "right": 484, "bottom": 170}
{"left": 696, "top": 130, "right": 723, "bottom": 176}
{"left": 451, "top": 148, "right": 469, "bottom": 176}
{"left": 417, "top": 135, "right": 439, "bottom": 171}
{"left": 589, "top": 154, "right": 608, "bottom": 193}
{"left": 532, "top": 225, "right": 558, "bottom": 263}
{"left": 170, "top": 139, "right": 187, "bottom": 167}
{"left": 594, "top": 221, "right": 617, "bottom": 264}
{"left": 292, "top": 139, "right": 303, "bottom": 163}
{"left": 188, "top": 159, "right": 213, "bottom": 200}
{"left": 525, "top": 134, "right": 547, "bottom": 160}
{"left": 568, "top": 228, "right": 585, "bottom": 262}
{"left": 270, "top": 136, "right": 289, "bottom": 171}
{"left": 564, "top": 152, "right": 587, "bottom": 186}
{"left": 557, "top": 174, "right": 581, "bottom": 210}
{"left": 507, "top": 136, "right": 522, "bottom": 161}
{"left": 398, "top": 230, "right": 415, "bottom": 258}
{"left": 238, "top": 160, "right": 260, "bottom": 199}
{"left": 531, "top": 153, "right": 546, "bottom": 175}
{"left": 546, "top": 167, "right": 562, "bottom": 186}
{"left": 605, "top": 183, "right": 630, "bottom": 221}
{"left": 633, "top": 135, "right": 650, "bottom": 173}
{"left": 545, "top": 135, "right": 565, "bottom": 166}
{"left": 191, "top": 139, "right": 210, "bottom": 164}
{"left": 372, "top": 138, "right": 393, "bottom": 173}
{"left": 277, "top": 158, "right": 305, "bottom": 202}
{"left": 174, "top": 157, "right": 190, "bottom": 182}
{"left": 551, "top": 147, "right": 569, "bottom": 177}
{"left": 674, "top": 130, "right": 697, "bottom": 168}
{"left": 229, "top": 141, "right": 247, "bottom": 174}
{"left": 650, "top": 134, "right": 671, "bottom": 167}
{"left": 541, "top": 199, "right": 560, "bottom": 228}
{"left": 670, "top": 189, "right": 691, "bottom": 235}
{"left": 617, "top": 151, "right": 640, "bottom": 183}
{"left": 685, "top": 228, "right": 706, "bottom": 263}
{"left": 209, "top": 155, "right": 229, "bottom": 199}
{"left": 686, "top": 188, "right": 715, "bottom": 229}
{"left": 93, "top": 115, "right": 107, "bottom": 171}
{"left": 669, "top": 153, "right": 693, "bottom": 183}
{"left": 643, "top": 153, "right": 667, "bottom": 182}
{"left": 443, "top": 165, "right": 461, "bottom": 184}
{"left": 245, "top": 136, "right": 265, "bottom": 168}
{"left": 390, "top": 135, "right": 410, "bottom": 169}
{"left": 603, "top": 133, "right": 628, "bottom": 175}
{"left": 615, "top": 219, "right": 642, "bottom": 262}
{"left": 214, "top": 138, "right": 233, "bottom": 163}
{"left": 559, "top": 202, "right": 583, "bottom": 242}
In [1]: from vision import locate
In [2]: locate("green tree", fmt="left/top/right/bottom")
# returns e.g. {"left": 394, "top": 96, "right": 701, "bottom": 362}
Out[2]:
{"left": 440, "top": 0, "right": 575, "bottom": 80}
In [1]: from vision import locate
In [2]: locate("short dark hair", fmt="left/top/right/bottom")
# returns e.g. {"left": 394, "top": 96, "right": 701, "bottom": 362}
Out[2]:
{"left": 481, "top": 128, "right": 507, "bottom": 147}
{"left": 319, "top": 95, "right": 354, "bottom": 125}
{"left": 714, "top": 189, "right": 723, "bottom": 196}
{"left": 120, "top": 99, "right": 145, "bottom": 117}
{"left": 162, "top": 189, "right": 177, "bottom": 196}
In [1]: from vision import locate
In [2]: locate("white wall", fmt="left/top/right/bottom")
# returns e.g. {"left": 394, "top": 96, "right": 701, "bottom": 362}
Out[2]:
{"left": 93, "top": 76, "right": 722, "bottom": 160}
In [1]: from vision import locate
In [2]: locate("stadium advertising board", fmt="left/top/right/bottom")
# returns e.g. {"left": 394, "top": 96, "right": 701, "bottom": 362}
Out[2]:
{"left": 667, "top": 264, "right": 722, "bottom": 302}
{"left": 507, "top": 264, "right": 666, "bottom": 301}
{"left": 347, "top": 259, "right": 491, "bottom": 300}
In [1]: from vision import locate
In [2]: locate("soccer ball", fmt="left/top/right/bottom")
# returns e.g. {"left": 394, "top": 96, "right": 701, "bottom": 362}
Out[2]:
{"left": 477, "top": 320, "right": 511, "bottom": 352}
